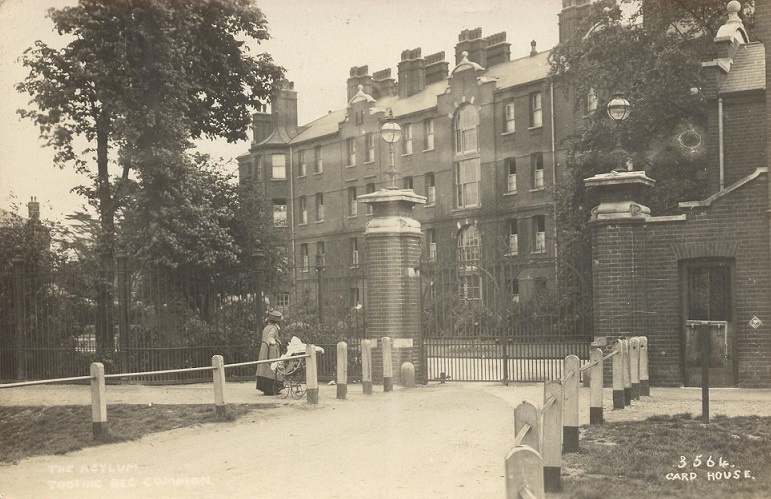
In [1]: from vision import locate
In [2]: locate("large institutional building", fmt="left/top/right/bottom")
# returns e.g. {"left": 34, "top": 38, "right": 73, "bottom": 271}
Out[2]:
{"left": 238, "top": 1, "right": 596, "bottom": 311}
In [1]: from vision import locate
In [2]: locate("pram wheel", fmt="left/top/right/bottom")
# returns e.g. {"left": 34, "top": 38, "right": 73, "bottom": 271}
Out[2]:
{"left": 290, "top": 382, "right": 306, "bottom": 399}
{"left": 273, "top": 378, "right": 288, "bottom": 399}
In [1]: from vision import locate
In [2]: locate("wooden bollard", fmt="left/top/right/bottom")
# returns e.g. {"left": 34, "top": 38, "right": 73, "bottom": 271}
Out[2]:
{"left": 543, "top": 380, "right": 562, "bottom": 492}
{"left": 306, "top": 344, "right": 319, "bottom": 404}
{"left": 514, "top": 401, "right": 540, "bottom": 450}
{"left": 589, "top": 348, "right": 603, "bottom": 425}
{"left": 382, "top": 337, "right": 393, "bottom": 392}
{"left": 505, "top": 446, "right": 544, "bottom": 499}
{"left": 337, "top": 341, "right": 348, "bottom": 400}
{"left": 622, "top": 339, "right": 631, "bottom": 406}
{"left": 400, "top": 362, "right": 415, "bottom": 388}
{"left": 640, "top": 336, "right": 650, "bottom": 396}
{"left": 212, "top": 355, "right": 227, "bottom": 417}
{"left": 562, "top": 355, "right": 580, "bottom": 454}
{"left": 90, "top": 362, "right": 107, "bottom": 439}
{"left": 612, "top": 340, "right": 625, "bottom": 409}
{"left": 630, "top": 337, "right": 641, "bottom": 401}
{"left": 361, "top": 339, "right": 373, "bottom": 395}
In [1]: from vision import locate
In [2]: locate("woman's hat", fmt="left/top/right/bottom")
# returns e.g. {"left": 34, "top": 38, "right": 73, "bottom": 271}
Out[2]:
{"left": 268, "top": 310, "right": 283, "bottom": 321}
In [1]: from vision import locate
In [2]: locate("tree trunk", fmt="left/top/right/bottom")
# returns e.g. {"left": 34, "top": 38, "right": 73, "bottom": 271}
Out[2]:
{"left": 95, "top": 112, "right": 115, "bottom": 356}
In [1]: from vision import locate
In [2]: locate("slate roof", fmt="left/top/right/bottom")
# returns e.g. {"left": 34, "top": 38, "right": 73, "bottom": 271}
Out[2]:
{"left": 289, "top": 50, "right": 552, "bottom": 145}
{"left": 721, "top": 42, "right": 766, "bottom": 94}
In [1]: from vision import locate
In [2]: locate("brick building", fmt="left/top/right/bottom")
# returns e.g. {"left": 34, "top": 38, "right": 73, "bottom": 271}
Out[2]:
{"left": 238, "top": 1, "right": 596, "bottom": 317}
{"left": 587, "top": 1, "right": 771, "bottom": 387}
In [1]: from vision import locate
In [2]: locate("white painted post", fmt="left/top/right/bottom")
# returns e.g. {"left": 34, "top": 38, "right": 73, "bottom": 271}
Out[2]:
{"left": 306, "top": 345, "right": 319, "bottom": 404}
{"left": 361, "top": 339, "right": 373, "bottom": 395}
{"left": 640, "top": 336, "right": 650, "bottom": 396}
{"left": 563, "top": 355, "right": 580, "bottom": 454}
{"left": 337, "top": 341, "right": 348, "bottom": 400}
{"left": 212, "top": 355, "right": 226, "bottom": 417}
{"left": 505, "top": 446, "right": 544, "bottom": 499}
{"left": 400, "top": 362, "right": 416, "bottom": 388}
{"left": 612, "top": 340, "right": 624, "bottom": 409}
{"left": 90, "top": 362, "right": 107, "bottom": 439}
{"left": 382, "top": 337, "right": 393, "bottom": 392}
{"left": 623, "top": 339, "right": 631, "bottom": 406}
{"left": 630, "top": 337, "right": 641, "bottom": 400}
{"left": 543, "top": 380, "right": 562, "bottom": 493}
{"left": 589, "top": 348, "right": 603, "bottom": 425}
{"left": 514, "top": 401, "right": 540, "bottom": 450}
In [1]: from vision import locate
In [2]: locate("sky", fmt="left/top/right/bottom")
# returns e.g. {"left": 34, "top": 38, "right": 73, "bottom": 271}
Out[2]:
{"left": 0, "top": 0, "right": 562, "bottom": 224}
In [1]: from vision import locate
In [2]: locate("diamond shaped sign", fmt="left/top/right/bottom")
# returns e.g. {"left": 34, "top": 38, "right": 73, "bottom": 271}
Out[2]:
{"left": 749, "top": 316, "right": 763, "bottom": 329}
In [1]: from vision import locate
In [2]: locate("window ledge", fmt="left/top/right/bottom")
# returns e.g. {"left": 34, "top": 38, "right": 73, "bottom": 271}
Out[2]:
{"left": 528, "top": 125, "right": 543, "bottom": 131}
{"left": 505, "top": 252, "right": 519, "bottom": 257}
{"left": 451, "top": 206, "right": 480, "bottom": 214}
{"left": 271, "top": 178, "right": 287, "bottom": 182}
{"left": 530, "top": 187, "right": 545, "bottom": 193}
{"left": 503, "top": 191, "right": 518, "bottom": 197}
{"left": 532, "top": 251, "right": 547, "bottom": 256}
{"left": 501, "top": 131, "right": 516, "bottom": 137}
{"left": 422, "top": 147, "right": 435, "bottom": 153}
{"left": 298, "top": 175, "right": 306, "bottom": 179}
{"left": 298, "top": 222, "right": 308, "bottom": 226}
{"left": 345, "top": 178, "right": 357, "bottom": 183}
{"left": 364, "top": 160, "right": 375, "bottom": 165}
{"left": 313, "top": 172, "right": 323, "bottom": 176}
{"left": 314, "top": 220, "right": 324, "bottom": 224}
{"left": 345, "top": 164, "right": 356, "bottom": 168}
{"left": 347, "top": 215, "right": 358, "bottom": 219}
{"left": 401, "top": 152, "right": 413, "bottom": 157}
{"left": 423, "top": 203, "right": 436, "bottom": 208}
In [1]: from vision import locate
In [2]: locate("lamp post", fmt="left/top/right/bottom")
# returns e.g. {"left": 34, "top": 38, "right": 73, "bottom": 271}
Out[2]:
{"left": 606, "top": 92, "right": 632, "bottom": 172}
{"left": 380, "top": 109, "right": 402, "bottom": 189}
{"left": 315, "top": 253, "right": 325, "bottom": 324}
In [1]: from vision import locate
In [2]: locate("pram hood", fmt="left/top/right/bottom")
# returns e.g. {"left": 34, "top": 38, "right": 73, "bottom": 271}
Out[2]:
{"left": 271, "top": 336, "right": 325, "bottom": 371}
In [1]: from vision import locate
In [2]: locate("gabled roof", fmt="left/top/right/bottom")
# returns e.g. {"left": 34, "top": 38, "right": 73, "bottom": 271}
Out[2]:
{"left": 485, "top": 50, "right": 551, "bottom": 90}
{"left": 291, "top": 109, "right": 347, "bottom": 144}
{"left": 720, "top": 42, "right": 766, "bottom": 94}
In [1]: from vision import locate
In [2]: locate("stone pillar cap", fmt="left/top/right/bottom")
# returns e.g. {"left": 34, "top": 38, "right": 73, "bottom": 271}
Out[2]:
{"left": 358, "top": 188, "right": 427, "bottom": 205}
{"left": 584, "top": 170, "right": 655, "bottom": 189}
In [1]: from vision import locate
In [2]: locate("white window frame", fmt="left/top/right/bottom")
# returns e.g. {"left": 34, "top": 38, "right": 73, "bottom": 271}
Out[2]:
{"left": 366, "top": 133, "right": 375, "bottom": 163}
{"left": 298, "top": 196, "right": 307, "bottom": 225}
{"left": 507, "top": 158, "right": 517, "bottom": 193}
{"left": 348, "top": 186, "right": 358, "bottom": 216}
{"left": 534, "top": 216, "right": 546, "bottom": 254}
{"left": 532, "top": 153, "right": 544, "bottom": 189}
{"left": 314, "top": 146, "right": 323, "bottom": 174}
{"left": 509, "top": 220, "right": 519, "bottom": 255}
{"left": 351, "top": 238, "right": 359, "bottom": 267}
{"left": 347, "top": 138, "right": 356, "bottom": 166}
{"left": 298, "top": 150, "right": 306, "bottom": 177}
{"left": 272, "top": 154, "right": 287, "bottom": 179}
{"left": 504, "top": 100, "right": 516, "bottom": 133}
{"left": 530, "top": 92, "right": 543, "bottom": 128}
{"left": 455, "top": 158, "right": 481, "bottom": 208}
{"left": 300, "top": 244, "right": 309, "bottom": 273}
{"left": 424, "top": 118, "right": 434, "bottom": 150}
{"left": 316, "top": 192, "right": 324, "bottom": 221}
{"left": 425, "top": 173, "right": 436, "bottom": 204}
{"left": 454, "top": 106, "right": 479, "bottom": 154}
{"left": 402, "top": 124, "right": 413, "bottom": 155}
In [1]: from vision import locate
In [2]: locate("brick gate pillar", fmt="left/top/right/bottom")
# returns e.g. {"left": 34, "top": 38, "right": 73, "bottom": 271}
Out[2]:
{"left": 359, "top": 188, "right": 426, "bottom": 384}
{"left": 585, "top": 171, "right": 655, "bottom": 350}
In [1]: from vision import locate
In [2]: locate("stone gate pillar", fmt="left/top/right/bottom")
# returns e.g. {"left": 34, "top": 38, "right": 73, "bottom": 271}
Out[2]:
{"left": 585, "top": 170, "right": 655, "bottom": 347}
{"left": 359, "top": 188, "right": 426, "bottom": 384}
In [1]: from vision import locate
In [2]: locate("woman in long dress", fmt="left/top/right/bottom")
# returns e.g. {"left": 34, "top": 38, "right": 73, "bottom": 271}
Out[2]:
{"left": 256, "top": 310, "right": 283, "bottom": 395}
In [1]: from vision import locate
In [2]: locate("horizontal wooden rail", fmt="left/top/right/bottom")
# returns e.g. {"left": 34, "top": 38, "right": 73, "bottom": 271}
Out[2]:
{"left": 104, "top": 366, "right": 215, "bottom": 379}
{"left": 513, "top": 423, "right": 532, "bottom": 447}
{"left": 580, "top": 360, "right": 598, "bottom": 372}
{"left": 540, "top": 394, "right": 557, "bottom": 416}
{"left": 604, "top": 350, "right": 619, "bottom": 360}
{"left": 561, "top": 370, "right": 574, "bottom": 384}
{"left": 224, "top": 354, "right": 309, "bottom": 370}
{"left": 0, "top": 375, "right": 94, "bottom": 389}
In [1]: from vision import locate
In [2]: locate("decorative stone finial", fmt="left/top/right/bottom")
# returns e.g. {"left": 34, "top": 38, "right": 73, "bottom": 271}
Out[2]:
{"left": 727, "top": 1, "right": 741, "bottom": 22}
{"left": 461, "top": 51, "right": 469, "bottom": 60}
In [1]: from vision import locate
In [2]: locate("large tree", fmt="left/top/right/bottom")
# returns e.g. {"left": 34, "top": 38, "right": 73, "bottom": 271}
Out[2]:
{"left": 548, "top": 0, "right": 753, "bottom": 282}
{"left": 17, "top": 0, "right": 284, "bottom": 351}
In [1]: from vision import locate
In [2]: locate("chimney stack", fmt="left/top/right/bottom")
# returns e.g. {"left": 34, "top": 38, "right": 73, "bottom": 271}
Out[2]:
{"left": 455, "top": 28, "right": 486, "bottom": 67}
{"left": 372, "top": 68, "right": 397, "bottom": 99}
{"left": 347, "top": 65, "right": 374, "bottom": 101}
{"left": 252, "top": 102, "right": 271, "bottom": 144}
{"left": 484, "top": 32, "right": 511, "bottom": 67}
{"left": 424, "top": 52, "right": 449, "bottom": 84}
{"left": 272, "top": 80, "right": 298, "bottom": 130}
{"left": 558, "top": 0, "right": 594, "bottom": 44}
{"left": 27, "top": 197, "right": 40, "bottom": 221}
{"left": 398, "top": 48, "right": 426, "bottom": 98}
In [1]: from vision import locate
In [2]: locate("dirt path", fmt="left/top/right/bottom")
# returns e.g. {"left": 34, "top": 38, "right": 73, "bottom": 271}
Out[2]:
{"left": 2, "top": 382, "right": 771, "bottom": 498}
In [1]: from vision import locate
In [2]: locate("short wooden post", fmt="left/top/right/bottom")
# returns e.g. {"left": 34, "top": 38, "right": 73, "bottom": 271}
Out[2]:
{"left": 212, "top": 355, "right": 226, "bottom": 417}
{"left": 505, "top": 446, "right": 544, "bottom": 499}
{"left": 612, "top": 340, "right": 624, "bottom": 409}
{"left": 514, "top": 401, "right": 540, "bottom": 450}
{"left": 562, "top": 355, "right": 580, "bottom": 454}
{"left": 400, "top": 362, "right": 415, "bottom": 388}
{"left": 543, "top": 381, "right": 562, "bottom": 493}
{"left": 630, "top": 337, "right": 641, "bottom": 401}
{"left": 336, "top": 341, "right": 348, "bottom": 400}
{"left": 589, "top": 348, "right": 603, "bottom": 425}
{"left": 306, "top": 344, "right": 319, "bottom": 404}
{"left": 639, "top": 336, "right": 650, "bottom": 396}
{"left": 361, "top": 339, "right": 373, "bottom": 395}
{"left": 622, "top": 339, "right": 631, "bottom": 406}
{"left": 382, "top": 337, "right": 393, "bottom": 392}
{"left": 90, "top": 362, "right": 107, "bottom": 439}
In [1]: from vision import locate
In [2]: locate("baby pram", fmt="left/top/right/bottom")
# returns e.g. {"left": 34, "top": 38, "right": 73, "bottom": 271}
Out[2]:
{"left": 271, "top": 337, "right": 325, "bottom": 399}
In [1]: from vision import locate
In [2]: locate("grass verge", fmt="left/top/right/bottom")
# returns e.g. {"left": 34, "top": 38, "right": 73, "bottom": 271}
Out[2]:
{"left": 557, "top": 414, "right": 771, "bottom": 498}
{"left": 0, "top": 404, "right": 269, "bottom": 464}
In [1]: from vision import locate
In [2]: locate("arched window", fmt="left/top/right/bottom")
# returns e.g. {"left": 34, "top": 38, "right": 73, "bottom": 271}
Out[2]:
{"left": 454, "top": 105, "right": 479, "bottom": 154}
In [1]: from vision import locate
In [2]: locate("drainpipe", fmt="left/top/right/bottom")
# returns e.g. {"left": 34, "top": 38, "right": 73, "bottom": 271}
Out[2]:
{"left": 718, "top": 96, "right": 725, "bottom": 190}
{"left": 289, "top": 146, "right": 297, "bottom": 285}
{"left": 550, "top": 82, "right": 557, "bottom": 186}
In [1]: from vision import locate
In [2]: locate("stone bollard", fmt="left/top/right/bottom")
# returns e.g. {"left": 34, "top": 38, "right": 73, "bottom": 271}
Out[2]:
{"left": 630, "top": 337, "right": 641, "bottom": 401}
{"left": 382, "top": 337, "right": 393, "bottom": 392}
{"left": 337, "top": 341, "right": 348, "bottom": 400}
{"left": 90, "top": 362, "right": 107, "bottom": 439}
{"left": 400, "top": 362, "right": 415, "bottom": 388}
{"left": 622, "top": 339, "right": 632, "bottom": 406}
{"left": 640, "top": 336, "right": 650, "bottom": 396}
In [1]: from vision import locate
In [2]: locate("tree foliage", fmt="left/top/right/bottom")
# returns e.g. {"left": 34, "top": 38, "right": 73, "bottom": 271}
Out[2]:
{"left": 549, "top": 0, "right": 753, "bottom": 264}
